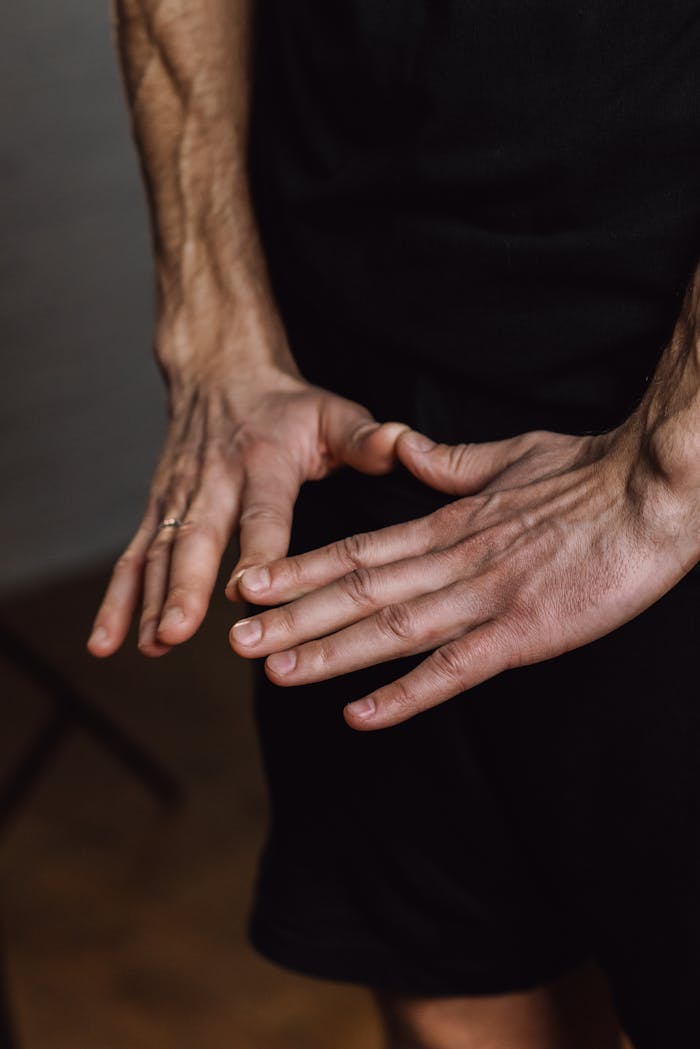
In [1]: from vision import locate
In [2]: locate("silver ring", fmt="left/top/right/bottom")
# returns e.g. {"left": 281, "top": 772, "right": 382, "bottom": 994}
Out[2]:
{"left": 157, "top": 517, "right": 183, "bottom": 530}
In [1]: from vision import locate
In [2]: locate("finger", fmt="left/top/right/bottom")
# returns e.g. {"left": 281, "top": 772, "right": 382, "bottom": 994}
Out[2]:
{"left": 343, "top": 623, "right": 512, "bottom": 730}
{"left": 137, "top": 517, "right": 182, "bottom": 657}
{"left": 156, "top": 471, "right": 239, "bottom": 644}
{"left": 235, "top": 509, "right": 444, "bottom": 605}
{"left": 325, "top": 398, "right": 410, "bottom": 474}
{"left": 87, "top": 502, "right": 162, "bottom": 657}
{"left": 260, "top": 577, "right": 496, "bottom": 686}
{"left": 225, "top": 451, "right": 301, "bottom": 600}
{"left": 396, "top": 429, "right": 531, "bottom": 495}
{"left": 230, "top": 544, "right": 461, "bottom": 657}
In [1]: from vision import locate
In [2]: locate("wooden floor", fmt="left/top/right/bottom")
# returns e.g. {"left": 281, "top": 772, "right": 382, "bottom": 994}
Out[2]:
{"left": 0, "top": 562, "right": 384, "bottom": 1049}
{"left": 0, "top": 563, "right": 637, "bottom": 1049}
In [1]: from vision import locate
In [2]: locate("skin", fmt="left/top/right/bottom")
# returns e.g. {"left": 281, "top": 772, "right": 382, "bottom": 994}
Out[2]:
{"left": 376, "top": 960, "right": 628, "bottom": 1049}
{"left": 228, "top": 337, "right": 700, "bottom": 730}
{"left": 90, "top": 0, "right": 407, "bottom": 660}
{"left": 88, "top": 1, "right": 700, "bottom": 1044}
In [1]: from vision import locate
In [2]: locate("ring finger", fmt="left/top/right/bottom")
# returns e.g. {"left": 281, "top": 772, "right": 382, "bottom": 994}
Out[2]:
{"left": 138, "top": 510, "right": 188, "bottom": 656}
{"left": 261, "top": 575, "right": 496, "bottom": 685}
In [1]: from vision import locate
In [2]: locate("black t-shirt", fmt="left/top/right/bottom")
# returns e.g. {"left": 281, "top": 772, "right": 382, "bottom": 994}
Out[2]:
{"left": 249, "top": 2, "right": 700, "bottom": 433}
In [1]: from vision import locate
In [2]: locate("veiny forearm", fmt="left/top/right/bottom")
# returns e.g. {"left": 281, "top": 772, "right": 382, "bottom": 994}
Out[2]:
{"left": 113, "top": 0, "right": 293, "bottom": 378}
{"left": 619, "top": 265, "right": 700, "bottom": 563}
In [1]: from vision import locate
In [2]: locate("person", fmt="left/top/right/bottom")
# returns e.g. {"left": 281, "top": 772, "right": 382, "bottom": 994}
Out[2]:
{"left": 88, "top": 3, "right": 700, "bottom": 1046}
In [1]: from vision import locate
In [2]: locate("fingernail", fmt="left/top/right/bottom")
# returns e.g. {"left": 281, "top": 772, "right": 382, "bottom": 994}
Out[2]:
{"left": 266, "top": 650, "right": 297, "bottom": 676}
{"left": 239, "top": 565, "right": 270, "bottom": 593}
{"left": 231, "top": 617, "right": 262, "bottom": 645}
{"left": 88, "top": 626, "right": 108, "bottom": 647}
{"left": 401, "top": 432, "right": 434, "bottom": 452}
{"left": 345, "top": 696, "right": 376, "bottom": 719}
{"left": 226, "top": 568, "right": 245, "bottom": 593}
{"left": 159, "top": 607, "right": 184, "bottom": 632}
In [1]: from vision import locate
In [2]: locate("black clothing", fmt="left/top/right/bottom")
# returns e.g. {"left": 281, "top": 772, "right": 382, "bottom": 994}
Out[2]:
{"left": 246, "top": 6, "right": 700, "bottom": 1048}
{"left": 248, "top": 371, "right": 700, "bottom": 1049}
{"left": 250, "top": 1, "right": 700, "bottom": 434}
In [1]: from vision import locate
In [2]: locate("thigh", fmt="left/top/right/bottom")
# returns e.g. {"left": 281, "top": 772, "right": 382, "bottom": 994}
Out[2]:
{"left": 469, "top": 572, "right": 700, "bottom": 1048}
{"left": 377, "top": 960, "right": 626, "bottom": 1049}
{"left": 248, "top": 466, "right": 588, "bottom": 996}
{"left": 247, "top": 360, "right": 699, "bottom": 1040}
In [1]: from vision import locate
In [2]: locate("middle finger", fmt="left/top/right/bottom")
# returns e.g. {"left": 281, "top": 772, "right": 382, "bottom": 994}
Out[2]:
{"left": 230, "top": 545, "right": 460, "bottom": 657}
{"left": 138, "top": 517, "right": 182, "bottom": 656}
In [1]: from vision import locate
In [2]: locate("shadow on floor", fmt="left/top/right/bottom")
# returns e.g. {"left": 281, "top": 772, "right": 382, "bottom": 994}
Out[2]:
{"left": 0, "top": 559, "right": 382, "bottom": 1049}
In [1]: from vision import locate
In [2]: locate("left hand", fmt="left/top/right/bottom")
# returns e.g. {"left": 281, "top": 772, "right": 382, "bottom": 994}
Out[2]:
{"left": 229, "top": 422, "right": 700, "bottom": 729}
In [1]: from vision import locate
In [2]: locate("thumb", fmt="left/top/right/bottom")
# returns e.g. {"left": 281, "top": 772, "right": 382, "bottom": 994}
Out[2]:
{"left": 325, "top": 398, "right": 410, "bottom": 475}
{"left": 396, "top": 429, "right": 524, "bottom": 495}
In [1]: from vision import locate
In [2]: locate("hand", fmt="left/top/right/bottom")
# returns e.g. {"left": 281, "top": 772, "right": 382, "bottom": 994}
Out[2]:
{"left": 229, "top": 422, "right": 700, "bottom": 729}
{"left": 86, "top": 359, "right": 408, "bottom": 658}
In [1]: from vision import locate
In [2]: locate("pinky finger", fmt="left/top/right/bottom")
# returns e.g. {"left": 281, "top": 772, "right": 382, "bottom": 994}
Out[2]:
{"left": 86, "top": 507, "right": 160, "bottom": 657}
{"left": 343, "top": 623, "right": 511, "bottom": 730}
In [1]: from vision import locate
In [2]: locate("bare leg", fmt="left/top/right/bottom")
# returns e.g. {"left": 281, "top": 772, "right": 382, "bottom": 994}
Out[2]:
{"left": 376, "top": 961, "right": 629, "bottom": 1049}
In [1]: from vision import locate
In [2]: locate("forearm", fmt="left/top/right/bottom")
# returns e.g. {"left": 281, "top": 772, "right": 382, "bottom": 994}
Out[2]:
{"left": 619, "top": 266, "right": 700, "bottom": 564}
{"left": 113, "top": 0, "right": 294, "bottom": 379}
{"left": 637, "top": 271, "right": 700, "bottom": 483}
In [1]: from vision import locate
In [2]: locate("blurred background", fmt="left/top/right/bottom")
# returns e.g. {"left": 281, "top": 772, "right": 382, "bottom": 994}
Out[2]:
{"left": 0, "top": 3, "right": 380, "bottom": 1045}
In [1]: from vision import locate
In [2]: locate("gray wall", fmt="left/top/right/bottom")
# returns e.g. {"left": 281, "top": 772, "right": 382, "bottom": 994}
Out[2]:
{"left": 1, "top": 2, "right": 165, "bottom": 596}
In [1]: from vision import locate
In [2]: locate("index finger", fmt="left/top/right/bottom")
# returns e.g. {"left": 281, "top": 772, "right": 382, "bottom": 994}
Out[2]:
{"left": 225, "top": 452, "right": 301, "bottom": 600}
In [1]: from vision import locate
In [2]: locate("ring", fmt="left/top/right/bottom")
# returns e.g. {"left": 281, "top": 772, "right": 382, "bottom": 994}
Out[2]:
{"left": 157, "top": 517, "right": 183, "bottom": 530}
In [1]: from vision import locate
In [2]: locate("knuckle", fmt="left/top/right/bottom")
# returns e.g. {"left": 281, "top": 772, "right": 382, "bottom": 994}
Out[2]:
{"left": 519, "top": 428, "right": 549, "bottom": 452}
{"left": 113, "top": 550, "right": 141, "bottom": 575}
{"left": 446, "top": 442, "right": 472, "bottom": 473}
{"left": 389, "top": 677, "right": 418, "bottom": 715}
{"left": 512, "top": 507, "right": 540, "bottom": 534}
{"left": 145, "top": 543, "right": 168, "bottom": 566}
{"left": 498, "top": 607, "right": 539, "bottom": 667}
{"left": 376, "top": 602, "right": 414, "bottom": 643}
{"left": 431, "top": 642, "right": 468, "bottom": 683}
{"left": 177, "top": 517, "right": 200, "bottom": 539}
{"left": 139, "top": 611, "right": 159, "bottom": 631}
{"left": 164, "top": 475, "right": 194, "bottom": 504}
{"left": 181, "top": 516, "right": 221, "bottom": 546}
{"left": 337, "top": 531, "right": 372, "bottom": 570}
{"left": 339, "top": 567, "right": 376, "bottom": 608}
{"left": 165, "top": 584, "right": 200, "bottom": 611}
{"left": 276, "top": 555, "right": 304, "bottom": 589}
{"left": 309, "top": 639, "right": 333, "bottom": 674}
{"left": 235, "top": 427, "right": 268, "bottom": 456}
{"left": 274, "top": 603, "right": 297, "bottom": 636}
{"left": 239, "top": 503, "right": 286, "bottom": 527}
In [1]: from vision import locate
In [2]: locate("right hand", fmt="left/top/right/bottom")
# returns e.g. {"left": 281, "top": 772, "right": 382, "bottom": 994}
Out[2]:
{"left": 86, "top": 357, "right": 408, "bottom": 658}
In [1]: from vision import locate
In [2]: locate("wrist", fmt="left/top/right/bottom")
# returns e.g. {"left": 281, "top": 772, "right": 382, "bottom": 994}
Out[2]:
{"left": 155, "top": 278, "right": 299, "bottom": 384}
{"left": 634, "top": 320, "right": 700, "bottom": 498}
{"left": 614, "top": 392, "right": 700, "bottom": 566}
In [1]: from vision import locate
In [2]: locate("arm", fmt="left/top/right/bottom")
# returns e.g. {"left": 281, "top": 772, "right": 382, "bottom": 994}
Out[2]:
{"left": 88, "top": 1, "right": 406, "bottom": 658}
{"left": 230, "top": 266, "right": 700, "bottom": 729}
{"left": 113, "top": 0, "right": 291, "bottom": 386}
{"left": 630, "top": 271, "right": 700, "bottom": 514}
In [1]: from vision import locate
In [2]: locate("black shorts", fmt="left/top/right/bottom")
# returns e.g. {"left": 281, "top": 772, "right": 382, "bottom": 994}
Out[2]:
{"left": 246, "top": 356, "right": 700, "bottom": 1049}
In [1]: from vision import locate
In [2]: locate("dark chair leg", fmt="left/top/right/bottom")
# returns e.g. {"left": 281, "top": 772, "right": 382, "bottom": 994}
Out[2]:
{"left": 0, "top": 945, "right": 18, "bottom": 1048}
{"left": 0, "top": 622, "right": 183, "bottom": 835}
